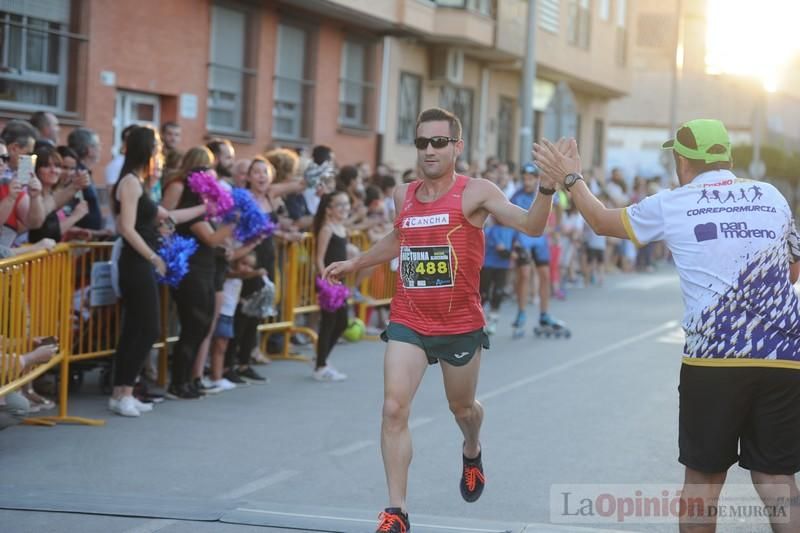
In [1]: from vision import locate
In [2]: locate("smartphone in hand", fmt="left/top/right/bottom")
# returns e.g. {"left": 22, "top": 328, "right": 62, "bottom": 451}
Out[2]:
{"left": 17, "top": 154, "right": 36, "bottom": 185}
{"left": 39, "top": 336, "right": 58, "bottom": 346}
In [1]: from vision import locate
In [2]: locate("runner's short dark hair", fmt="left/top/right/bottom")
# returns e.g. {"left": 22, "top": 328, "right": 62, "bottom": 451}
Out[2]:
{"left": 415, "top": 107, "right": 462, "bottom": 140}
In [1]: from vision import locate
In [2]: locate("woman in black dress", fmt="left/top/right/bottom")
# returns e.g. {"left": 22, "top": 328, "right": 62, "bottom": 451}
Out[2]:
{"left": 110, "top": 126, "right": 205, "bottom": 417}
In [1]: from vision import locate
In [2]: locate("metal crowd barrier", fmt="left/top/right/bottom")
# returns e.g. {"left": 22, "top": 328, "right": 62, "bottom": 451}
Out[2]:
{"left": 0, "top": 244, "right": 100, "bottom": 426}
{"left": 1, "top": 233, "right": 396, "bottom": 426}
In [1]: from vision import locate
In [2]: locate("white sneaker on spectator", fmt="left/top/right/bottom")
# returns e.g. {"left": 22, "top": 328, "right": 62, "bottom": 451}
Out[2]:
{"left": 132, "top": 397, "right": 153, "bottom": 413}
{"left": 109, "top": 396, "right": 140, "bottom": 417}
{"left": 195, "top": 377, "right": 223, "bottom": 394}
{"left": 210, "top": 378, "right": 236, "bottom": 391}
{"left": 313, "top": 366, "right": 347, "bottom": 382}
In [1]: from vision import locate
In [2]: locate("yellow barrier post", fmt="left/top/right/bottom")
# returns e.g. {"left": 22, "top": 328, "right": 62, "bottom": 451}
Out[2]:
{"left": 0, "top": 244, "right": 102, "bottom": 426}
{"left": 262, "top": 238, "right": 314, "bottom": 362}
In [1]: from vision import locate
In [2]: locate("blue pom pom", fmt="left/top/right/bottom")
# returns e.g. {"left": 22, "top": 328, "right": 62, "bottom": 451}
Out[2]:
{"left": 155, "top": 235, "right": 198, "bottom": 287}
{"left": 226, "top": 188, "right": 277, "bottom": 242}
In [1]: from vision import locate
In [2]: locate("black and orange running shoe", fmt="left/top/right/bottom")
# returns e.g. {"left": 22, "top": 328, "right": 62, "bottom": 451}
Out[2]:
{"left": 376, "top": 507, "right": 410, "bottom": 533}
{"left": 460, "top": 448, "right": 485, "bottom": 502}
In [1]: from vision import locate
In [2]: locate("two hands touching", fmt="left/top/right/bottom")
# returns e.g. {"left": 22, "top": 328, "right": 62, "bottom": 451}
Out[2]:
{"left": 532, "top": 137, "right": 583, "bottom": 189}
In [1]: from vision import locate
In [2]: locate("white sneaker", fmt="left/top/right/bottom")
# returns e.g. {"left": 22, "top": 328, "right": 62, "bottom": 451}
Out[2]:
{"left": 210, "top": 378, "right": 236, "bottom": 391}
{"left": 313, "top": 365, "right": 347, "bottom": 382}
{"left": 132, "top": 397, "right": 153, "bottom": 413}
{"left": 109, "top": 396, "right": 140, "bottom": 417}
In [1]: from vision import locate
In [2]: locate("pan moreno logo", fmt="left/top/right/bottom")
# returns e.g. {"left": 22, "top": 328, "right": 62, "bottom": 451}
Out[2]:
{"left": 693, "top": 221, "right": 776, "bottom": 242}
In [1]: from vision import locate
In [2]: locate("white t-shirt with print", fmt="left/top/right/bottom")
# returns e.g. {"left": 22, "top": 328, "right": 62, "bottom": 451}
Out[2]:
{"left": 622, "top": 169, "right": 800, "bottom": 366}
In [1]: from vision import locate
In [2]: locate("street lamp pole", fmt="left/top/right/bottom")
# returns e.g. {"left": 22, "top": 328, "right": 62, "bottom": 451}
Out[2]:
{"left": 666, "top": 0, "right": 684, "bottom": 183}
{"left": 519, "top": 0, "right": 537, "bottom": 167}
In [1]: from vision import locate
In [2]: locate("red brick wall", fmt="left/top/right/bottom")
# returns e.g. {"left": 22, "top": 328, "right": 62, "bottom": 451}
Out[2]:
{"left": 85, "top": 0, "right": 211, "bottom": 176}
{"left": 1, "top": 0, "right": 379, "bottom": 183}
{"left": 310, "top": 23, "right": 378, "bottom": 167}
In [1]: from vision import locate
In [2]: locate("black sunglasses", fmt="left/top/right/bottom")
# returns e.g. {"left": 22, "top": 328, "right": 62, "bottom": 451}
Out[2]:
{"left": 414, "top": 136, "right": 459, "bottom": 150}
{"left": 0, "top": 155, "right": 8, "bottom": 163}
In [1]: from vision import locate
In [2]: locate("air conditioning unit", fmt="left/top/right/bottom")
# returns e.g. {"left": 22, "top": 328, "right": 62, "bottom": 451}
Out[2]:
{"left": 430, "top": 48, "right": 464, "bottom": 85}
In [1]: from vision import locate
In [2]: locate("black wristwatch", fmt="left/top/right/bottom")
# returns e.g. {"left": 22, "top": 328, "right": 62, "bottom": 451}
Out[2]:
{"left": 564, "top": 173, "right": 584, "bottom": 191}
{"left": 538, "top": 185, "right": 556, "bottom": 196}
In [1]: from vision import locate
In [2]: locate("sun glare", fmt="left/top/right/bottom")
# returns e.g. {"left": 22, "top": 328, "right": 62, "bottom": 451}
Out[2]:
{"left": 705, "top": 0, "right": 800, "bottom": 92}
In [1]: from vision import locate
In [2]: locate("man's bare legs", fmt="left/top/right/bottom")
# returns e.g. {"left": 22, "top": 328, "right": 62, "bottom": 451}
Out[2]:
{"left": 751, "top": 471, "right": 800, "bottom": 533}
{"left": 441, "top": 350, "right": 483, "bottom": 459}
{"left": 680, "top": 467, "right": 726, "bottom": 533}
{"left": 381, "top": 341, "right": 429, "bottom": 512}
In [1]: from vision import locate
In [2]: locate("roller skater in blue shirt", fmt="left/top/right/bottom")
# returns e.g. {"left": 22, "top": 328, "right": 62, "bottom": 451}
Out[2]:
{"left": 510, "top": 163, "right": 570, "bottom": 339}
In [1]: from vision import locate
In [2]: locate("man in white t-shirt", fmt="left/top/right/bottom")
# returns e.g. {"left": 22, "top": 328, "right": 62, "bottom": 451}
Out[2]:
{"left": 534, "top": 119, "right": 800, "bottom": 533}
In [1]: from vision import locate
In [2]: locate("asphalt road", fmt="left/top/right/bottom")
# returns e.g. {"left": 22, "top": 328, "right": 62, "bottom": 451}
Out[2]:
{"left": 0, "top": 266, "right": 776, "bottom": 532}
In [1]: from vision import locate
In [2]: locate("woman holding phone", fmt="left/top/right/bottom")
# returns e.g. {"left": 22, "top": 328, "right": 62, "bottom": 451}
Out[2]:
{"left": 28, "top": 145, "right": 90, "bottom": 243}
{"left": 110, "top": 126, "right": 206, "bottom": 417}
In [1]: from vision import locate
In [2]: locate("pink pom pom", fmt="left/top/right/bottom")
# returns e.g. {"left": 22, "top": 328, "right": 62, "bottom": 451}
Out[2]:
{"left": 186, "top": 170, "right": 234, "bottom": 219}
{"left": 316, "top": 277, "right": 350, "bottom": 312}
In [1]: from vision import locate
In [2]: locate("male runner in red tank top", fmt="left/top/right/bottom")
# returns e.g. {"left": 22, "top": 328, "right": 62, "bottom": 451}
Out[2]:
{"left": 323, "top": 108, "right": 560, "bottom": 533}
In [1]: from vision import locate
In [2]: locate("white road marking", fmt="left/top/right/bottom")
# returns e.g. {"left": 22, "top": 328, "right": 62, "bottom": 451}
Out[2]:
{"left": 217, "top": 470, "right": 300, "bottom": 500}
{"left": 614, "top": 275, "right": 678, "bottom": 290}
{"left": 235, "top": 507, "right": 510, "bottom": 531}
{"left": 657, "top": 327, "right": 686, "bottom": 345}
{"left": 480, "top": 320, "right": 679, "bottom": 402}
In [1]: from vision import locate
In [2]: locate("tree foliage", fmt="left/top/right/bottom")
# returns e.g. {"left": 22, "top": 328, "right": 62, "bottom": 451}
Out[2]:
{"left": 732, "top": 144, "right": 800, "bottom": 181}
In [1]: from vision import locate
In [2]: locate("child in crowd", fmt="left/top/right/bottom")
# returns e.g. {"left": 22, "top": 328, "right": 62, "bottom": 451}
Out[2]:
{"left": 208, "top": 243, "right": 264, "bottom": 391}
{"left": 480, "top": 219, "right": 516, "bottom": 334}
{"left": 224, "top": 250, "right": 272, "bottom": 385}
{"left": 365, "top": 185, "right": 392, "bottom": 244}
{"left": 312, "top": 191, "right": 352, "bottom": 382}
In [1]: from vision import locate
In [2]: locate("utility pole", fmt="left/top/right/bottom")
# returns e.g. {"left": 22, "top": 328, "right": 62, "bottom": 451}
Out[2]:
{"left": 666, "top": 0, "right": 684, "bottom": 183}
{"left": 519, "top": 0, "right": 537, "bottom": 166}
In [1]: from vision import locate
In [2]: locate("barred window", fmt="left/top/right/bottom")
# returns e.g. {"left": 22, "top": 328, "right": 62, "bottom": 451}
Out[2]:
{"left": 0, "top": 0, "right": 85, "bottom": 112}
{"left": 273, "top": 23, "right": 314, "bottom": 141}
{"left": 397, "top": 72, "right": 421, "bottom": 144}
{"left": 439, "top": 85, "right": 473, "bottom": 162}
{"left": 567, "top": 0, "right": 591, "bottom": 50}
{"left": 339, "top": 40, "right": 374, "bottom": 129}
{"left": 208, "top": 4, "right": 256, "bottom": 135}
{"left": 497, "top": 96, "right": 514, "bottom": 164}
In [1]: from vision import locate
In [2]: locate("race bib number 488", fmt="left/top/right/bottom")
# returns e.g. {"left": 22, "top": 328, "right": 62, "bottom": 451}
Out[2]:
{"left": 400, "top": 245, "right": 453, "bottom": 288}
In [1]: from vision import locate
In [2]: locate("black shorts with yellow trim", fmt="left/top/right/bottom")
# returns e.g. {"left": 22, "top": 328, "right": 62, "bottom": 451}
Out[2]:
{"left": 380, "top": 322, "right": 490, "bottom": 367}
{"left": 679, "top": 357, "right": 800, "bottom": 475}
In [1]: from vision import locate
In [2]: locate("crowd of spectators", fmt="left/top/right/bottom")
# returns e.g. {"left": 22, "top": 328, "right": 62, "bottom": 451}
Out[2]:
{"left": 0, "top": 111, "right": 666, "bottom": 424}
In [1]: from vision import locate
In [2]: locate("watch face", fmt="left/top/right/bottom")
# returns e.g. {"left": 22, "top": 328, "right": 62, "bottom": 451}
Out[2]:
{"left": 566, "top": 173, "right": 581, "bottom": 188}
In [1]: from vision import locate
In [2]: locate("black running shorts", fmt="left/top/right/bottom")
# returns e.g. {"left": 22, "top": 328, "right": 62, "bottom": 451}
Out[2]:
{"left": 380, "top": 322, "right": 490, "bottom": 367}
{"left": 679, "top": 363, "right": 800, "bottom": 475}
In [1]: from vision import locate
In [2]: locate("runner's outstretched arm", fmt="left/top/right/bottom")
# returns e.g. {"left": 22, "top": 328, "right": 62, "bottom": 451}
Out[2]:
{"left": 322, "top": 183, "right": 409, "bottom": 283}
{"left": 477, "top": 178, "right": 553, "bottom": 236}
{"left": 321, "top": 228, "right": 400, "bottom": 283}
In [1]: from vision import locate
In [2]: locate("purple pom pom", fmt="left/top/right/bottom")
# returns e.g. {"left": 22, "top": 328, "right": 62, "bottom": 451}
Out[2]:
{"left": 187, "top": 170, "right": 234, "bottom": 219}
{"left": 316, "top": 276, "right": 350, "bottom": 312}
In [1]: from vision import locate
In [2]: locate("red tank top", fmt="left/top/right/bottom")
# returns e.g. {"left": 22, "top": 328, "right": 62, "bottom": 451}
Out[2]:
{"left": 390, "top": 174, "right": 485, "bottom": 335}
{"left": 0, "top": 183, "right": 24, "bottom": 230}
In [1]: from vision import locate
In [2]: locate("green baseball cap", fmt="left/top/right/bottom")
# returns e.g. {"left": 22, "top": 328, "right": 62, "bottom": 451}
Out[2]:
{"left": 662, "top": 119, "right": 731, "bottom": 164}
